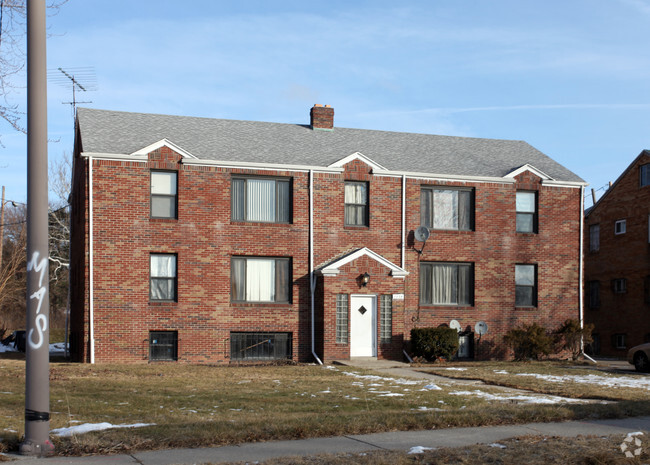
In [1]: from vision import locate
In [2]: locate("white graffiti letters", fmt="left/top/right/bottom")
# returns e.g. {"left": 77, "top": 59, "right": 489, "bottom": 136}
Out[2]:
{"left": 26, "top": 252, "right": 48, "bottom": 350}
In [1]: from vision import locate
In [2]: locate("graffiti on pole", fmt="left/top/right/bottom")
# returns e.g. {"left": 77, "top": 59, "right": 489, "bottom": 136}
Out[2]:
{"left": 26, "top": 251, "right": 48, "bottom": 350}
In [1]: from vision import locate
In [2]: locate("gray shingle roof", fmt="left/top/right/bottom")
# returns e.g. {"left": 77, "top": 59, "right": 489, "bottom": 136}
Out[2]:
{"left": 76, "top": 107, "right": 584, "bottom": 183}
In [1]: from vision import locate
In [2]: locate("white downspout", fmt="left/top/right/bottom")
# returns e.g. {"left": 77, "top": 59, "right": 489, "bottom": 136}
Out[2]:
{"left": 309, "top": 169, "right": 323, "bottom": 365}
{"left": 578, "top": 185, "right": 595, "bottom": 363}
{"left": 88, "top": 155, "right": 95, "bottom": 364}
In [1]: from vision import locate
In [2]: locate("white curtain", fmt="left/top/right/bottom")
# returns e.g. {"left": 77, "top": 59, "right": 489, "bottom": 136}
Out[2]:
{"left": 516, "top": 192, "right": 535, "bottom": 213}
{"left": 150, "top": 255, "right": 176, "bottom": 300}
{"left": 433, "top": 190, "right": 458, "bottom": 229}
{"left": 432, "top": 264, "right": 457, "bottom": 304}
{"left": 246, "top": 259, "right": 275, "bottom": 301}
{"left": 247, "top": 179, "right": 275, "bottom": 222}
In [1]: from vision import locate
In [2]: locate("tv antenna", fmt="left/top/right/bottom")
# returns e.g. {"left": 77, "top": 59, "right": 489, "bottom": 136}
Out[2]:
{"left": 49, "top": 67, "right": 97, "bottom": 117}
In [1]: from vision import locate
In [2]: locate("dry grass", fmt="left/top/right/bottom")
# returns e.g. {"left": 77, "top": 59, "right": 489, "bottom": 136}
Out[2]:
{"left": 217, "top": 434, "right": 650, "bottom": 465}
{"left": 417, "top": 361, "right": 650, "bottom": 401}
{"left": 0, "top": 359, "right": 649, "bottom": 456}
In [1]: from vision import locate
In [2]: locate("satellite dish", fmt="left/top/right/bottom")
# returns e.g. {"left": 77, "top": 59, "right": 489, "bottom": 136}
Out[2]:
{"left": 450, "top": 320, "right": 461, "bottom": 332}
{"left": 414, "top": 226, "right": 430, "bottom": 242}
{"left": 475, "top": 321, "right": 488, "bottom": 336}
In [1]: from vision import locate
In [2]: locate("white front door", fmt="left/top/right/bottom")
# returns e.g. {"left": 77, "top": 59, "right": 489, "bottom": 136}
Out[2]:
{"left": 350, "top": 295, "right": 377, "bottom": 357}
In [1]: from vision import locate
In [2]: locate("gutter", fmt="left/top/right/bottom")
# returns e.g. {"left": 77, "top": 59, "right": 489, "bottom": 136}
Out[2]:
{"left": 88, "top": 155, "right": 95, "bottom": 364}
{"left": 309, "top": 169, "right": 323, "bottom": 365}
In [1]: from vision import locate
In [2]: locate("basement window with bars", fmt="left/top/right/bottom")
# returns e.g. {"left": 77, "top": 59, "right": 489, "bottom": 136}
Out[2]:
{"left": 230, "top": 332, "right": 292, "bottom": 361}
{"left": 149, "top": 331, "right": 178, "bottom": 361}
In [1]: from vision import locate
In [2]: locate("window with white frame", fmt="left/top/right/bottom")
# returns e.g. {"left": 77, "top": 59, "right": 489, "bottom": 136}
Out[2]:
{"left": 420, "top": 187, "right": 473, "bottom": 231}
{"left": 515, "top": 264, "right": 537, "bottom": 307}
{"left": 420, "top": 262, "right": 473, "bottom": 306}
{"left": 641, "top": 164, "right": 650, "bottom": 187}
{"left": 150, "top": 254, "right": 177, "bottom": 301}
{"left": 231, "top": 177, "right": 291, "bottom": 223}
{"left": 612, "top": 278, "right": 627, "bottom": 294}
{"left": 231, "top": 257, "right": 291, "bottom": 302}
{"left": 380, "top": 295, "right": 393, "bottom": 343}
{"left": 336, "top": 294, "right": 349, "bottom": 344}
{"left": 615, "top": 219, "right": 626, "bottom": 235}
{"left": 516, "top": 191, "right": 537, "bottom": 233}
{"left": 344, "top": 181, "right": 368, "bottom": 226}
{"left": 151, "top": 171, "right": 178, "bottom": 219}
{"left": 589, "top": 224, "right": 600, "bottom": 252}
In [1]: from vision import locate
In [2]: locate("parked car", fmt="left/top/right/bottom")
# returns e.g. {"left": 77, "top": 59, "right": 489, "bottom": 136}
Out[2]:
{"left": 627, "top": 343, "right": 650, "bottom": 373}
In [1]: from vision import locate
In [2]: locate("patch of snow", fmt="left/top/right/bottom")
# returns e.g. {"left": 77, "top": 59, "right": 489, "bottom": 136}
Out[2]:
{"left": 377, "top": 392, "right": 404, "bottom": 397}
{"left": 51, "top": 422, "right": 154, "bottom": 437}
{"left": 449, "top": 389, "right": 588, "bottom": 404}
{"left": 421, "top": 384, "right": 442, "bottom": 391}
{"left": 489, "top": 443, "right": 507, "bottom": 449}
{"left": 444, "top": 367, "right": 467, "bottom": 371}
{"left": 516, "top": 372, "right": 650, "bottom": 390}
{"left": 493, "top": 370, "right": 509, "bottom": 374}
{"left": 408, "top": 446, "right": 433, "bottom": 454}
{"left": 628, "top": 432, "right": 645, "bottom": 437}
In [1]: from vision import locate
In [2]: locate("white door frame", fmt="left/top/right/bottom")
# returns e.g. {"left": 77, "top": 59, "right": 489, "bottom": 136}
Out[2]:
{"left": 349, "top": 294, "right": 377, "bottom": 357}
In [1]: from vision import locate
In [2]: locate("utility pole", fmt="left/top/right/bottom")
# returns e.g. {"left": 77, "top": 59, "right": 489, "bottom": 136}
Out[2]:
{"left": 20, "top": 0, "right": 54, "bottom": 456}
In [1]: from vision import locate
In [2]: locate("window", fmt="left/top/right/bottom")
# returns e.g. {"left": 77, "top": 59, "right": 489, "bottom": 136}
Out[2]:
{"left": 420, "top": 262, "right": 473, "bottom": 306}
{"left": 641, "top": 164, "right": 650, "bottom": 187}
{"left": 150, "top": 254, "right": 177, "bottom": 301}
{"left": 380, "top": 295, "right": 393, "bottom": 343}
{"left": 588, "top": 281, "right": 600, "bottom": 309}
{"left": 516, "top": 191, "right": 537, "bottom": 233}
{"left": 613, "top": 334, "right": 626, "bottom": 350}
{"left": 336, "top": 294, "right": 349, "bottom": 344}
{"left": 515, "top": 264, "right": 537, "bottom": 307}
{"left": 344, "top": 181, "right": 368, "bottom": 226}
{"left": 231, "top": 177, "right": 291, "bottom": 223}
{"left": 589, "top": 224, "right": 600, "bottom": 252}
{"left": 230, "top": 332, "right": 292, "bottom": 361}
{"left": 615, "top": 219, "right": 626, "bottom": 235}
{"left": 612, "top": 278, "right": 627, "bottom": 294}
{"left": 420, "top": 187, "right": 473, "bottom": 231}
{"left": 231, "top": 257, "right": 291, "bottom": 302}
{"left": 149, "top": 331, "right": 178, "bottom": 361}
{"left": 151, "top": 171, "right": 177, "bottom": 219}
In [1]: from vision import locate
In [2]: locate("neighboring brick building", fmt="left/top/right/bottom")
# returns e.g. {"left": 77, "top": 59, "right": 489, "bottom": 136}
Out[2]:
{"left": 584, "top": 150, "right": 650, "bottom": 357}
{"left": 69, "top": 105, "right": 586, "bottom": 364}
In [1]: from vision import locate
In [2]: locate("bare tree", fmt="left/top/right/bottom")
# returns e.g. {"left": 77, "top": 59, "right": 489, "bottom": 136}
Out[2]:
{"left": 0, "top": 203, "right": 26, "bottom": 338}
{"left": 48, "top": 154, "right": 70, "bottom": 279}
{"left": 0, "top": 0, "right": 67, "bottom": 142}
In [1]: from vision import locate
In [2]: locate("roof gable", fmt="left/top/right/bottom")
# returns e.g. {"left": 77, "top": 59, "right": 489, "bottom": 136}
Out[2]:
{"left": 504, "top": 164, "right": 553, "bottom": 181}
{"left": 318, "top": 248, "right": 408, "bottom": 278}
{"left": 328, "top": 152, "right": 387, "bottom": 171}
{"left": 131, "top": 138, "right": 198, "bottom": 159}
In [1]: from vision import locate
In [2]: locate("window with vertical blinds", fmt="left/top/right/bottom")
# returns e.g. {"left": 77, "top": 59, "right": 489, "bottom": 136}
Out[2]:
{"left": 232, "top": 177, "right": 291, "bottom": 223}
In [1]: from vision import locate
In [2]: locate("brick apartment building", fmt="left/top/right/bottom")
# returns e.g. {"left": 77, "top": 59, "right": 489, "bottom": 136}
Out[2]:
{"left": 69, "top": 105, "right": 586, "bottom": 364}
{"left": 584, "top": 150, "right": 650, "bottom": 357}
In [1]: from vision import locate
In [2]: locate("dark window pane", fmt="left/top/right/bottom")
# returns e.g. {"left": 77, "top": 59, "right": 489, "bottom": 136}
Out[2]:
{"left": 515, "top": 286, "right": 533, "bottom": 306}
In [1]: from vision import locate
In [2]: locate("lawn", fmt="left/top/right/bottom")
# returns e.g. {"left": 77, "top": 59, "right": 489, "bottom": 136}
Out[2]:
{"left": 0, "top": 359, "right": 649, "bottom": 456}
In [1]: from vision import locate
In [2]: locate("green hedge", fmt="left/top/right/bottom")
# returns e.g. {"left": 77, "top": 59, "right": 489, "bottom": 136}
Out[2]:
{"left": 410, "top": 327, "right": 459, "bottom": 361}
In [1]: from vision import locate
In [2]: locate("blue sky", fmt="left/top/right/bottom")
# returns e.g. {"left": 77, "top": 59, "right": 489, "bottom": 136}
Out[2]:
{"left": 1, "top": 0, "right": 649, "bottom": 207}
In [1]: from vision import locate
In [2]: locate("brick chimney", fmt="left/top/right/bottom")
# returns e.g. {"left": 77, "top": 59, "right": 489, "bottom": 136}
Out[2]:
{"left": 310, "top": 104, "right": 334, "bottom": 131}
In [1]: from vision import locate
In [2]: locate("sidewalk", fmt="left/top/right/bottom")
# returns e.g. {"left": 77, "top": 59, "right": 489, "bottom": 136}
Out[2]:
{"left": 4, "top": 417, "right": 650, "bottom": 465}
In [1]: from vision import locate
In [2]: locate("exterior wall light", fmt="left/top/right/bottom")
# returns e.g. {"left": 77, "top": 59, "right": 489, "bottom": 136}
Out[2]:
{"left": 361, "top": 272, "right": 370, "bottom": 287}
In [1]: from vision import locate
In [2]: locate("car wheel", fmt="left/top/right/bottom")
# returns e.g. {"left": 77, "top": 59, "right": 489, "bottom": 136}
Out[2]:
{"left": 634, "top": 352, "right": 650, "bottom": 373}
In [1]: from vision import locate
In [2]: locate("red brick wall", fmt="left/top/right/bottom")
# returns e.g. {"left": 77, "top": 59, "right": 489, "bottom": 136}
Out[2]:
{"left": 71, "top": 148, "right": 582, "bottom": 363}
{"left": 584, "top": 151, "right": 650, "bottom": 356}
